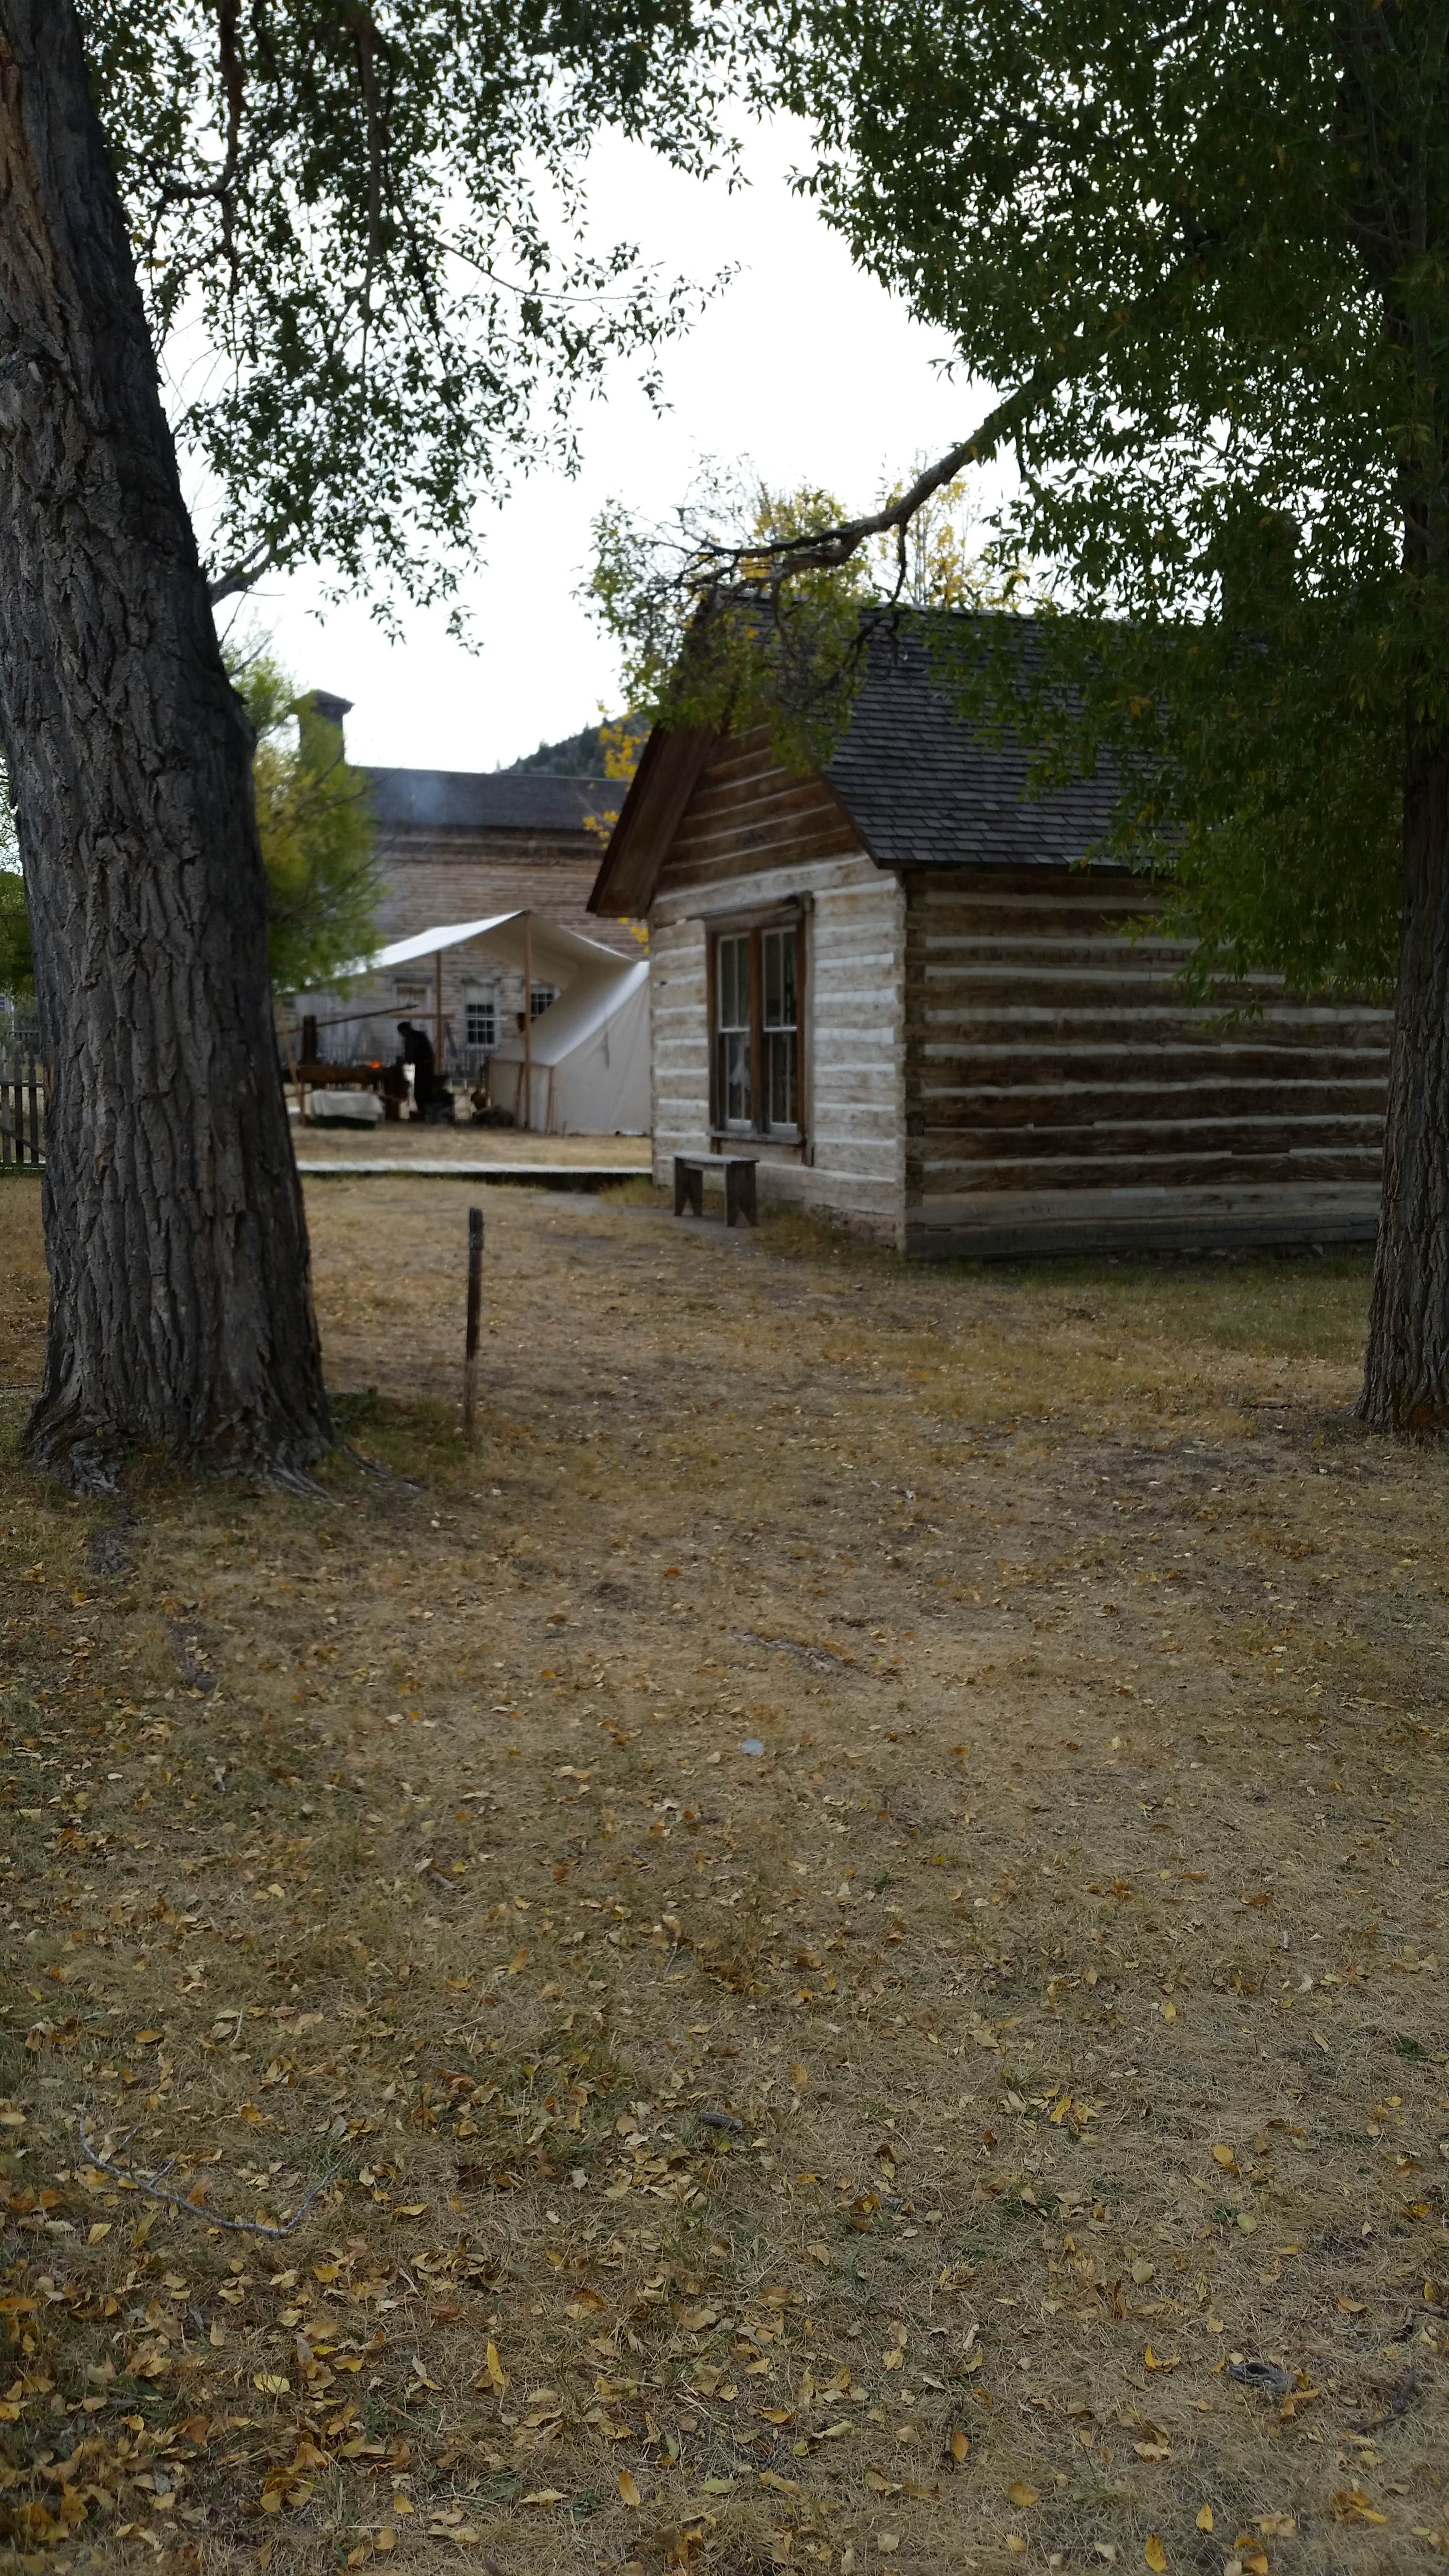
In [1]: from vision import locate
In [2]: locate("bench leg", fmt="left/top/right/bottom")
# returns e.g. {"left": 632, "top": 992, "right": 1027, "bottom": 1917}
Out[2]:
{"left": 725, "top": 1162, "right": 757, "bottom": 1226}
{"left": 674, "top": 1156, "right": 689, "bottom": 1216}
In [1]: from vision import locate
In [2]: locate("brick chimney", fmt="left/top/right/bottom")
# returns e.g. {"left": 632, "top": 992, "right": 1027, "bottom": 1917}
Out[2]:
{"left": 306, "top": 690, "right": 354, "bottom": 745}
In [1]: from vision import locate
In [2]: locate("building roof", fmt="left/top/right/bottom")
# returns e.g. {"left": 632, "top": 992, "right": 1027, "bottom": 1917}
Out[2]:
{"left": 589, "top": 613, "right": 1123, "bottom": 916}
{"left": 822, "top": 621, "right": 1120, "bottom": 870}
{"left": 365, "top": 766, "right": 622, "bottom": 836}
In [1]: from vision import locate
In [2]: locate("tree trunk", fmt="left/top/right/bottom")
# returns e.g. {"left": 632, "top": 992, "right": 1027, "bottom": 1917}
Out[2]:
{"left": 0, "top": 1, "right": 330, "bottom": 1491}
{"left": 1358, "top": 712, "right": 1449, "bottom": 1433}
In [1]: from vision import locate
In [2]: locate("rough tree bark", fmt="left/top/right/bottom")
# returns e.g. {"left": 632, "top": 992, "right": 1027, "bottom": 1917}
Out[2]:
{"left": 0, "top": 0, "right": 331, "bottom": 1490}
{"left": 1359, "top": 713, "right": 1449, "bottom": 1433}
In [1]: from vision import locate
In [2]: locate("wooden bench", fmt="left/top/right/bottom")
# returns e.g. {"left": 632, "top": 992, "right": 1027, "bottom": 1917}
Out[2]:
{"left": 674, "top": 1151, "right": 758, "bottom": 1226}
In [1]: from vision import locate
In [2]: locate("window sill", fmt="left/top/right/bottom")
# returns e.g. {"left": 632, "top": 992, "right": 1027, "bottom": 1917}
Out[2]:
{"left": 709, "top": 1128, "right": 806, "bottom": 1155}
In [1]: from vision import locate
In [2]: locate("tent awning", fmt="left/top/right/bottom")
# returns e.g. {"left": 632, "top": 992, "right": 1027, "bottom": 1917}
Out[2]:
{"left": 347, "top": 911, "right": 628, "bottom": 986}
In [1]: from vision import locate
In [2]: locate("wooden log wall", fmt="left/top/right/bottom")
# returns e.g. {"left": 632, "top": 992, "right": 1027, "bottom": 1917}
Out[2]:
{"left": 902, "top": 868, "right": 1391, "bottom": 1256}
{"left": 650, "top": 731, "right": 906, "bottom": 1239}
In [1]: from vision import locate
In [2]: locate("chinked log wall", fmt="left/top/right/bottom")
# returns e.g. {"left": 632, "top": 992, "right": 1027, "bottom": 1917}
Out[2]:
{"left": 902, "top": 867, "right": 1392, "bottom": 1258}
{"left": 649, "top": 731, "right": 906, "bottom": 1239}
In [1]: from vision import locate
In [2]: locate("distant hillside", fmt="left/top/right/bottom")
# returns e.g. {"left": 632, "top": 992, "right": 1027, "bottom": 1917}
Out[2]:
{"left": 504, "top": 724, "right": 607, "bottom": 777}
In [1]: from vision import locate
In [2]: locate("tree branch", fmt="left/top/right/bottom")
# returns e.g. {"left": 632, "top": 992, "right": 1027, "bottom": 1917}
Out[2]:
{"left": 679, "top": 258, "right": 1210, "bottom": 602}
{"left": 78, "top": 2107, "right": 341, "bottom": 2239}
{"left": 207, "top": 540, "right": 282, "bottom": 606}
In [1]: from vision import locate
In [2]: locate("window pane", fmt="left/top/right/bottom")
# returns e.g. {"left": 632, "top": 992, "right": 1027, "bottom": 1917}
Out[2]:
{"left": 719, "top": 1029, "right": 751, "bottom": 1124}
{"left": 715, "top": 935, "right": 752, "bottom": 1126}
{"left": 762, "top": 928, "right": 797, "bottom": 1030}
{"left": 766, "top": 1030, "right": 797, "bottom": 1128}
{"left": 718, "top": 934, "right": 748, "bottom": 1031}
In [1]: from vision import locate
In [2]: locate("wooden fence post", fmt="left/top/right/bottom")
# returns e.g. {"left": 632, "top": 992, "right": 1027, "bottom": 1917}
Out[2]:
{"left": 463, "top": 1204, "right": 484, "bottom": 1438}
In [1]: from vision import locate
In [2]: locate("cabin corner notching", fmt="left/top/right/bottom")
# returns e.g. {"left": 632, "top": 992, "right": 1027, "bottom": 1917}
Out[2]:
{"left": 589, "top": 620, "right": 1390, "bottom": 1259}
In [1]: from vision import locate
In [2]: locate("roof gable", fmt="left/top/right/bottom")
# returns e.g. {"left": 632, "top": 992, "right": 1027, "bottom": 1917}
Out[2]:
{"left": 588, "top": 614, "right": 1120, "bottom": 916}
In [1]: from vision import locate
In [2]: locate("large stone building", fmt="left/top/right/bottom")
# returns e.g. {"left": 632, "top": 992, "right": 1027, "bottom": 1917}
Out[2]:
{"left": 304, "top": 696, "right": 633, "bottom": 1070}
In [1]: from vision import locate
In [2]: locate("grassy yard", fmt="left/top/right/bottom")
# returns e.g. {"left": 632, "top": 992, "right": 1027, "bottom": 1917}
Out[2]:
{"left": 1, "top": 1175, "right": 1447, "bottom": 2576}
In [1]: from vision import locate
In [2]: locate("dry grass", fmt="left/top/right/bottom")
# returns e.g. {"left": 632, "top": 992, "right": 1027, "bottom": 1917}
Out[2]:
{"left": 1, "top": 1171, "right": 1447, "bottom": 2576}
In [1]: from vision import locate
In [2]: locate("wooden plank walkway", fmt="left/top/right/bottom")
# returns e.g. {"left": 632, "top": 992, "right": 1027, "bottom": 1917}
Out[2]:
{"left": 294, "top": 1160, "right": 652, "bottom": 1187}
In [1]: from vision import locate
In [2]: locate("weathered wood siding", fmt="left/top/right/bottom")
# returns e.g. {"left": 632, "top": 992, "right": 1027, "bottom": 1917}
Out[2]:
{"left": 649, "top": 732, "right": 906, "bottom": 1240}
{"left": 903, "top": 867, "right": 1391, "bottom": 1256}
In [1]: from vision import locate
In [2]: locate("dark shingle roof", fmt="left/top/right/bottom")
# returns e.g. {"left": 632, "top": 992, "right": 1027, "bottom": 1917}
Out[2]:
{"left": 365, "top": 767, "right": 621, "bottom": 835}
{"left": 822, "top": 620, "right": 1120, "bottom": 869}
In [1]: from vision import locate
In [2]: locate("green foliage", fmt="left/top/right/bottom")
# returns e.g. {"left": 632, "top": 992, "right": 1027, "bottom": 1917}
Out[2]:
{"left": 0, "top": 663, "right": 378, "bottom": 1012}
{"left": 748, "top": 0, "right": 1449, "bottom": 994}
{"left": 591, "top": 465, "right": 1005, "bottom": 767}
{"left": 508, "top": 724, "right": 610, "bottom": 776}
{"left": 79, "top": 1, "right": 753, "bottom": 619}
{"left": 929, "top": 600, "right": 1403, "bottom": 1002}
{"left": 229, "top": 653, "right": 383, "bottom": 994}
{"left": 591, "top": 469, "right": 864, "bottom": 766}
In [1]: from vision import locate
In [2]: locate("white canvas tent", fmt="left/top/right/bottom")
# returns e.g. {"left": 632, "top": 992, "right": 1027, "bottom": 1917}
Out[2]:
{"left": 341, "top": 912, "right": 650, "bottom": 1135}
{"left": 487, "top": 951, "right": 649, "bottom": 1135}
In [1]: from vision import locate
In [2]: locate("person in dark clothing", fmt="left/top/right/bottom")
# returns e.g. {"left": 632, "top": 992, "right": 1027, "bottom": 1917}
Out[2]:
{"left": 397, "top": 1019, "right": 437, "bottom": 1115}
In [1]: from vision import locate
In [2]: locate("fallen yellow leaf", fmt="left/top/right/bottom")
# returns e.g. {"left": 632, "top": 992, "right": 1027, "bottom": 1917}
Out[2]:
{"left": 1144, "top": 2535, "right": 1168, "bottom": 2572}
{"left": 950, "top": 2429, "right": 970, "bottom": 2465}
{"left": 1211, "top": 2144, "right": 1238, "bottom": 2172}
{"left": 1332, "top": 2490, "right": 1387, "bottom": 2526}
{"left": 1007, "top": 2483, "right": 1039, "bottom": 2509}
{"left": 617, "top": 2471, "right": 641, "bottom": 2507}
{"left": 1195, "top": 2508, "right": 1214, "bottom": 2534}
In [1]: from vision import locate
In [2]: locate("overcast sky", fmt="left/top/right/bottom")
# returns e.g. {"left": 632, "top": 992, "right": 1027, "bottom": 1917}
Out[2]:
{"left": 238, "top": 118, "right": 995, "bottom": 776}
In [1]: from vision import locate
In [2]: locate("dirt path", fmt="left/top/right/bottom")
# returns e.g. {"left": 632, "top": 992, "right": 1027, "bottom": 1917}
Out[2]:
{"left": 0, "top": 1179, "right": 1446, "bottom": 2576}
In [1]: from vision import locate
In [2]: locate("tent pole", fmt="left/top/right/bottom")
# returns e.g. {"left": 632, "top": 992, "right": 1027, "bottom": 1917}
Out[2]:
{"left": 522, "top": 912, "right": 533, "bottom": 1134}
{"left": 434, "top": 947, "right": 445, "bottom": 1081}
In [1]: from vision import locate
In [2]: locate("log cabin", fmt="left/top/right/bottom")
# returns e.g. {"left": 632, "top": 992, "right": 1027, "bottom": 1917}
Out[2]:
{"left": 588, "top": 620, "right": 1392, "bottom": 1256}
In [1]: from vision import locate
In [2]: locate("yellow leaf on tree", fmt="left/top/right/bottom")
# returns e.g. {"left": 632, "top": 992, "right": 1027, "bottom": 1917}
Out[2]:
{"left": 1144, "top": 2535, "right": 1168, "bottom": 2572}
{"left": 617, "top": 2471, "right": 642, "bottom": 2507}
